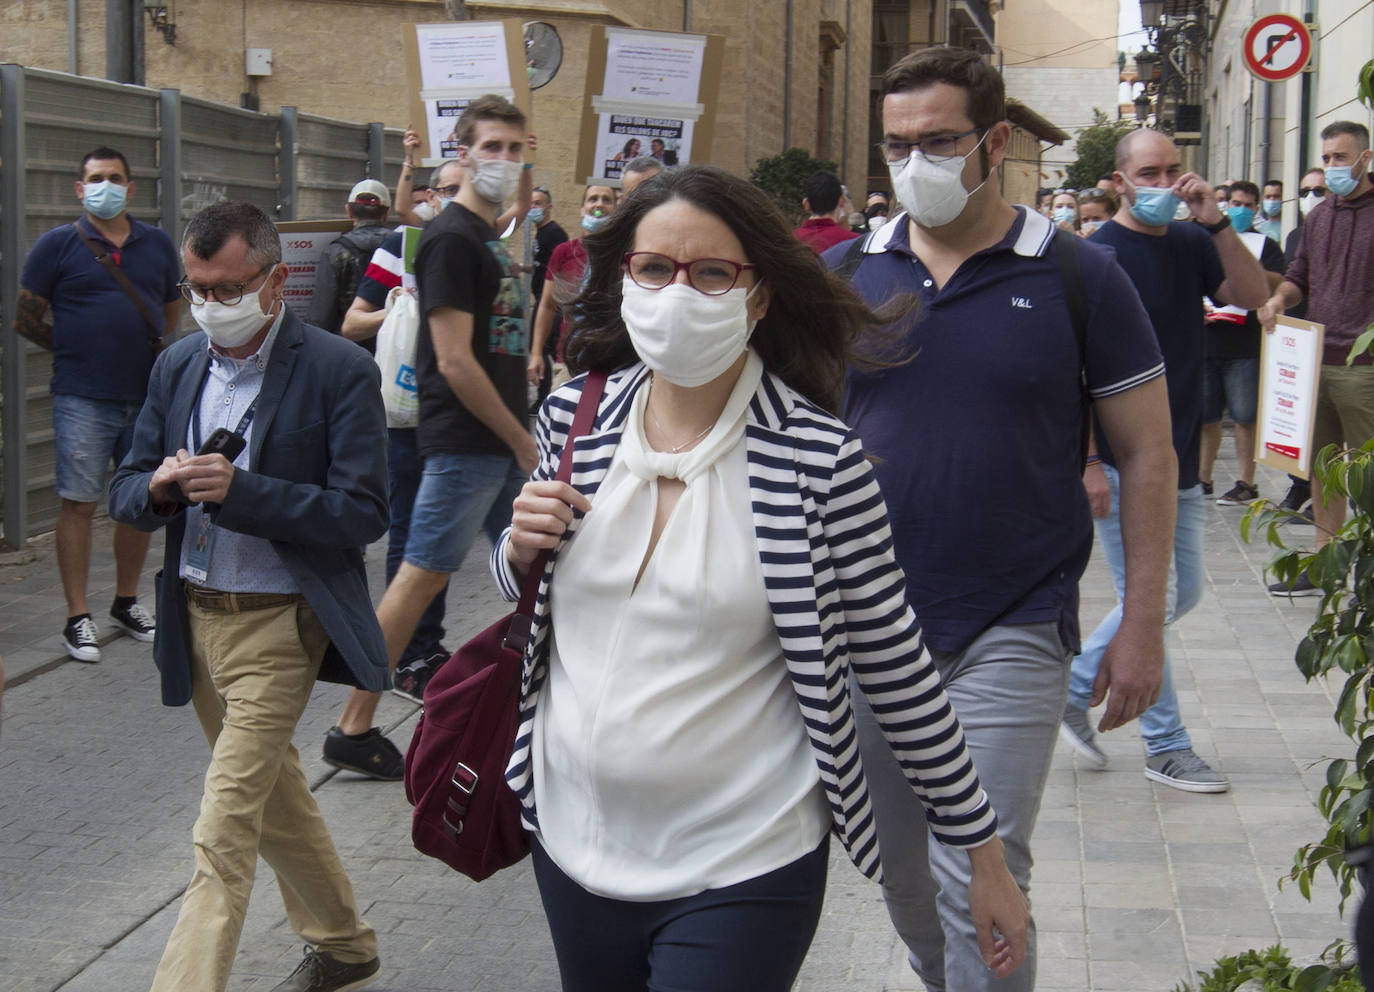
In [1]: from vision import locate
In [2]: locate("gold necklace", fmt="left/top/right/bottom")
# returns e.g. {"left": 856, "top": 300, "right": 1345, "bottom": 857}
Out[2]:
{"left": 646, "top": 387, "right": 715, "bottom": 454}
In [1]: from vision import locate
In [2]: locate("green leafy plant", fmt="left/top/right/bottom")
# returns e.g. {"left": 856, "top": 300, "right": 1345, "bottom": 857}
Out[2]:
{"left": 1358, "top": 58, "right": 1373, "bottom": 109}
{"left": 1064, "top": 109, "right": 1137, "bottom": 191}
{"left": 749, "top": 147, "right": 840, "bottom": 227}
{"left": 1172, "top": 943, "right": 1360, "bottom": 992}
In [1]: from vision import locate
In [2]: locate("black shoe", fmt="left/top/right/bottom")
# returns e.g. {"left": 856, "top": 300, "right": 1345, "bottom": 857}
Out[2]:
{"left": 110, "top": 600, "right": 156, "bottom": 642}
{"left": 1267, "top": 572, "right": 1321, "bottom": 598}
{"left": 1278, "top": 482, "right": 1310, "bottom": 512}
{"left": 1216, "top": 480, "right": 1259, "bottom": 506}
{"left": 322, "top": 727, "right": 404, "bottom": 781}
{"left": 272, "top": 946, "right": 380, "bottom": 991}
{"left": 63, "top": 615, "right": 101, "bottom": 662}
{"left": 391, "top": 649, "right": 447, "bottom": 705}
{"left": 1201, "top": 480, "right": 1214, "bottom": 496}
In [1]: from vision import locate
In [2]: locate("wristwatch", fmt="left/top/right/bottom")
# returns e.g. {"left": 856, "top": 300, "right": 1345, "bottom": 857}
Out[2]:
{"left": 1202, "top": 214, "right": 1231, "bottom": 235}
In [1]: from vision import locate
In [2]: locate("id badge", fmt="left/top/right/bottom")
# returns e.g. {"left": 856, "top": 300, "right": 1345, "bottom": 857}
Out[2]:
{"left": 184, "top": 512, "right": 215, "bottom": 585}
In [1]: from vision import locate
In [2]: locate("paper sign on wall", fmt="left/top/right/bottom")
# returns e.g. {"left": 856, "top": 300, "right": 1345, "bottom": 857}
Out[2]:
{"left": 277, "top": 220, "right": 353, "bottom": 321}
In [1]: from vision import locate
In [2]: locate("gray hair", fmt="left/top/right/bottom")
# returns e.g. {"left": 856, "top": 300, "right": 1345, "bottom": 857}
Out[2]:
{"left": 181, "top": 200, "right": 281, "bottom": 266}
{"left": 622, "top": 156, "right": 664, "bottom": 180}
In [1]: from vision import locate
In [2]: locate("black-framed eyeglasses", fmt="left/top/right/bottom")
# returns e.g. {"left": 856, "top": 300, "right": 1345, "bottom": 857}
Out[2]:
{"left": 431, "top": 184, "right": 461, "bottom": 199}
{"left": 623, "top": 252, "right": 756, "bottom": 296}
{"left": 178, "top": 264, "right": 273, "bottom": 306}
{"left": 1300, "top": 186, "right": 1328, "bottom": 197}
{"left": 876, "top": 127, "right": 984, "bottom": 164}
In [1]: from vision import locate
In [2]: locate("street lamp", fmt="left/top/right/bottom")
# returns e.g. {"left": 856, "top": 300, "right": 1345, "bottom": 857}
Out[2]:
{"left": 1139, "top": 0, "right": 1164, "bottom": 26}
{"left": 1134, "top": 92, "right": 1152, "bottom": 122}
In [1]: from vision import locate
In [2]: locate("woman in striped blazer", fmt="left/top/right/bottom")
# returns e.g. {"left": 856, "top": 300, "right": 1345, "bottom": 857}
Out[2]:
{"left": 490, "top": 165, "right": 1028, "bottom": 991}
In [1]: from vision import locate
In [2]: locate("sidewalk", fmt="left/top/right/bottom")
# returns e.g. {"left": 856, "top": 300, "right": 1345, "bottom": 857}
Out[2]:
{"left": 0, "top": 446, "right": 1354, "bottom": 991}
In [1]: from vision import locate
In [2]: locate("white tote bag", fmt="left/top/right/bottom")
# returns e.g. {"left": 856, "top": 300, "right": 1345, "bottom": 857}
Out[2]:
{"left": 374, "top": 289, "right": 420, "bottom": 428}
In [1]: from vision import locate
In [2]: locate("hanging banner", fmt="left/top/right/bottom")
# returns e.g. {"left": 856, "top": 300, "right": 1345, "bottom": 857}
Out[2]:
{"left": 276, "top": 220, "right": 353, "bottom": 321}
{"left": 1256, "top": 316, "right": 1326, "bottom": 478}
{"left": 403, "top": 20, "right": 532, "bottom": 165}
{"left": 576, "top": 26, "right": 724, "bottom": 187}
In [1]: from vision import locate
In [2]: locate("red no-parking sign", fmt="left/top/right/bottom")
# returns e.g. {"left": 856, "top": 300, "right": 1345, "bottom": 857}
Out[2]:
{"left": 1242, "top": 13, "right": 1312, "bottom": 82}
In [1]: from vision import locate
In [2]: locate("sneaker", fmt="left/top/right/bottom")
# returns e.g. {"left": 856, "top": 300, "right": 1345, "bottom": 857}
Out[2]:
{"left": 110, "top": 600, "right": 156, "bottom": 642}
{"left": 1200, "top": 480, "right": 1214, "bottom": 496}
{"left": 1287, "top": 504, "right": 1315, "bottom": 526}
{"left": 272, "top": 946, "right": 380, "bottom": 992}
{"left": 62, "top": 615, "right": 101, "bottom": 663}
{"left": 391, "top": 649, "right": 447, "bottom": 705}
{"left": 1143, "top": 748, "right": 1229, "bottom": 793}
{"left": 1216, "top": 480, "right": 1259, "bottom": 506}
{"left": 1059, "top": 703, "right": 1108, "bottom": 769}
{"left": 322, "top": 727, "right": 404, "bottom": 781}
{"left": 1278, "top": 482, "right": 1310, "bottom": 512}
{"left": 1267, "top": 572, "right": 1321, "bottom": 598}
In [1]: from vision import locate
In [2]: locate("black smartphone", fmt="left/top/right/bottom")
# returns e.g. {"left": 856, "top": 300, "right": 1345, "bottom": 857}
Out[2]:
{"left": 196, "top": 427, "right": 246, "bottom": 463}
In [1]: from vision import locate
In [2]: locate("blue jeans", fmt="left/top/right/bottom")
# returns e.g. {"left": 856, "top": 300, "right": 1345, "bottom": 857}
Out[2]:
{"left": 403, "top": 450, "right": 525, "bottom": 575}
{"left": 1068, "top": 464, "right": 1204, "bottom": 755}
{"left": 1202, "top": 356, "right": 1259, "bottom": 424}
{"left": 53, "top": 393, "right": 142, "bottom": 503}
{"left": 387, "top": 429, "right": 447, "bottom": 662}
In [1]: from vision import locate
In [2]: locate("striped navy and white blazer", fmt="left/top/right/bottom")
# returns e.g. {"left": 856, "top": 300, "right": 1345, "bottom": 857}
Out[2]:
{"left": 490, "top": 362, "right": 998, "bottom": 880}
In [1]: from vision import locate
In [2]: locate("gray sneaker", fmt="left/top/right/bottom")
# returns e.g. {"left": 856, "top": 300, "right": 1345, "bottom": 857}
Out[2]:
{"left": 272, "top": 946, "right": 379, "bottom": 992}
{"left": 1144, "top": 748, "right": 1229, "bottom": 793}
{"left": 1059, "top": 703, "right": 1108, "bottom": 769}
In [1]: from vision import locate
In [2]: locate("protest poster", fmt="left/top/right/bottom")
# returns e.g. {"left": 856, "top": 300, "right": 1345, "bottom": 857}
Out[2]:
{"left": 1256, "top": 315, "right": 1326, "bottom": 478}
{"left": 576, "top": 26, "right": 724, "bottom": 187}
{"left": 403, "top": 20, "right": 531, "bottom": 165}
{"left": 277, "top": 220, "right": 353, "bottom": 321}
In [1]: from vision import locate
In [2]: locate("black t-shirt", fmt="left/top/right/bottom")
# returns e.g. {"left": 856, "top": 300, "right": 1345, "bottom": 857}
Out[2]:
{"left": 532, "top": 220, "right": 568, "bottom": 308}
{"left": 1091, "top": 219, "right": 1224, "bottom": 489}
{"left": 414, "top": 203, "right": 528, "bottom": 456}
{"left": 1205, "top": 233, "right": 1284, "bottom": 360}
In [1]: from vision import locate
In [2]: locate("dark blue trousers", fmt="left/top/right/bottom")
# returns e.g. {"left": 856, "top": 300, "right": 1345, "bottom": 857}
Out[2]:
{"left": 531, "top": 835, "right": 829, "bottom": 992}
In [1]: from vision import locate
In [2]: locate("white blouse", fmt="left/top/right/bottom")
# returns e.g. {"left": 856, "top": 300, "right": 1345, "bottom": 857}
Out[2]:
{"left": 532, "top": 350, "right": 831, "bottom": 900}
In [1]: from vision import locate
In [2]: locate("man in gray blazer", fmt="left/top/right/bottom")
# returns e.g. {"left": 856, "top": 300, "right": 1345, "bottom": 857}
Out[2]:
{"left": 109, "top": 201, "right": 387, "bottom": 992}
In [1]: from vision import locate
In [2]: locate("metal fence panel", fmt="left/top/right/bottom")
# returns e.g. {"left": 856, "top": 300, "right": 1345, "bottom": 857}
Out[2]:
{"left": 295, "top": 112, "right": 370, "bottom": 221}
{"left": 180, "top": 96, "right": 278, "bottom": 224}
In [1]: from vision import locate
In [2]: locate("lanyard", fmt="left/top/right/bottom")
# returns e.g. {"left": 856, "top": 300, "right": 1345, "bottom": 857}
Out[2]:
{"left": 191, "top": 364, "right": 259, "bottom": 453}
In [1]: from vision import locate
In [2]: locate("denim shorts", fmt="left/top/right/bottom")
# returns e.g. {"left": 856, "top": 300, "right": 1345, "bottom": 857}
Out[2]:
{"left": 52, "top": 393, "right": 144, "bottom": 503}
{"left": 1201, "top": 356, "right": 1259, "bottom": 425}
{"left": 404, "top": 451, "right": 526, "bottom": 574}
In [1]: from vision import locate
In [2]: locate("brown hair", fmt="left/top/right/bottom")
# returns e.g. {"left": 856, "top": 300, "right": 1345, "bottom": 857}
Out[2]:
{"left": 1321, "top": 120, "right": 1370, "bottom": 150}
{"left": 881, "top": 46, "right": 1004, "bottom": 130}
{"left": 564, "top": 165, "right": 901, "bottom": 416}
{"left": 453, "top": 94, "right": 526, "bottom": 148}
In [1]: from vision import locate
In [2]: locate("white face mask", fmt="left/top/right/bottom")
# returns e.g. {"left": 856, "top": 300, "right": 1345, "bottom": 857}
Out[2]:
{"left": 1300, "top": 191, "right": 1324, "bottom": 216}
{"left": 412, "top": 201, "right": 438, "bottom": 223}
{"left": 620, "top": 276, "right": 760, "bottom": 388}
{"left": 192, "top": 277, "right": 275, "bottom": 349}
{"left": 468, "top": 156, "right": 523, "bottom": 204}
{"left": 889, "top": 131, "right": 991, "bottom": 228}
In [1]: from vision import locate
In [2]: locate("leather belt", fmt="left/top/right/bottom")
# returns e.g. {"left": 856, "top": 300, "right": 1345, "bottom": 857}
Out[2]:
{"left": 184, "top": 583, "right": 301, "bottom": 613}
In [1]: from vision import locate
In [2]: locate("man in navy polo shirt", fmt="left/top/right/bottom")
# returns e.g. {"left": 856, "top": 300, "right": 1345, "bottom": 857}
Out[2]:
{"left": 1063, "top": 128, "right": 1270, "bottom": 796}
{"left": 826, "top": 47, "right": 1177, "bottom": 992}
{"left": 15, "top": 146, "right": 180, "bottom": 663}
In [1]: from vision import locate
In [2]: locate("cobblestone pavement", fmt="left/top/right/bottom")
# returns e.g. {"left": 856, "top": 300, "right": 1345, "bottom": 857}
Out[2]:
{"left": 0, "top": 448, "right": 1355, "bottom": 991}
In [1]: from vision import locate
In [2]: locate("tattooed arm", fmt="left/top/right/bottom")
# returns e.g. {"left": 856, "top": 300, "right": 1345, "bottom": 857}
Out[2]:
{"left": 14, "top": 289, "right": 53, "bottom": 350}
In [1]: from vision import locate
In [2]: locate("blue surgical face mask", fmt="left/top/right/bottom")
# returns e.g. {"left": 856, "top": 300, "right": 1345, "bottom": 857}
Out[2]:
{"left": 1326, "top": 162, "right": 1364, "bottom": 197}
{"left": 581, "top": 211, "right": 608, "bottom": 233}
{"left": 1226, "top": 206, "right": 1255, "bottom": 233}
{"left": 1052, "top": 206, "right": 1076, "bottom": 225}
{"left": 1262, "top": 198, "right": 1281, "bottom": 217}
{"left": 82, "top": 180, "right": 127, "bottom": 220}
{"left": 528, "top": 206, "right": 546, "bottom": 225}
{"left": 1124, "top": 177, "right": 1181, "bottom": 227}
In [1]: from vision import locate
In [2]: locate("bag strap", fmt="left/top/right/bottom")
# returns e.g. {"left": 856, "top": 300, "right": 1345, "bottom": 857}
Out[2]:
{"left": 834, "top": 229, "right": 872, "bottom": 282}
{"left": 503, "top": 369, "right": 609, "bottom": 652}
{"left": 73, "top": 220, "right": 164, "bottom": 352}
{"left": 1052, "top": 229, "right": 1091, "bottom": 472}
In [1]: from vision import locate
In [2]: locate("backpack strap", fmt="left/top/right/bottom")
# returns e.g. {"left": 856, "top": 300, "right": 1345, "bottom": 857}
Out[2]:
{"left": 833, "top": 229, "right": 873, "bottom": 282}
{"left": 1052, "top": 229, "right": 1091, "bottom": 472}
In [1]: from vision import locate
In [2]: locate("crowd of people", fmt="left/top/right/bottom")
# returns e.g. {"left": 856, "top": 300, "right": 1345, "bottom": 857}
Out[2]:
{"left": 10, "top": 40, "right": 1374, "bottom": 992}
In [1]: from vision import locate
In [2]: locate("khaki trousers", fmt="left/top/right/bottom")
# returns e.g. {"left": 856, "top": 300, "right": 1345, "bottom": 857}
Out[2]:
{"left": 151, "top": 594, "right": 377, "bottom": 992}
